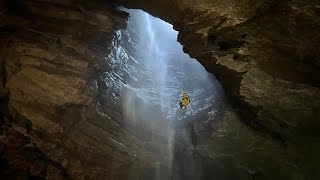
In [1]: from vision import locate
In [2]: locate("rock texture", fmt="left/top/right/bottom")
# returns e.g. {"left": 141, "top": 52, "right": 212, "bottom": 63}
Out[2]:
{"left": 119, "top": 0, "right": 320, "bottom": 140}
{"left": 0, "top": 0, "right": 166, "bottom": 179}
{"left": 0, "top": 0, "right": 320, "bottom": 179}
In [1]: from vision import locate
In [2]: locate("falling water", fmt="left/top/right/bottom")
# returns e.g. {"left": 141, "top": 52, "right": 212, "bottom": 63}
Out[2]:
{"left": 123, "top": 9, "right": 220, "bottom": 113}
{"left": 107, "top": 8, "right": 227, "bottom": 179}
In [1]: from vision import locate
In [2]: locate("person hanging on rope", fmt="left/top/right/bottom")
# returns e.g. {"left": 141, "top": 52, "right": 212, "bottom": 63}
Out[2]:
{"left": 179, "top": 90, "right": 191, "bottom": 110}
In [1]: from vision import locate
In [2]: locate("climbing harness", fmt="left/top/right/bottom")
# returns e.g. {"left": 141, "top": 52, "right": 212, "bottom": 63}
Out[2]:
{"left": 179, "top": 90, "right": 190, "bottom": 110}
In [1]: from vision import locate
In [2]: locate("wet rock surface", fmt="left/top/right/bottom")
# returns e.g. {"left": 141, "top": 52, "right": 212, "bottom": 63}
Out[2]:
{"left": 0, "top": 0, "right": 319, "bottom": 179}
{"left": 0, "top": 0, "right": 147, "bottom": 179}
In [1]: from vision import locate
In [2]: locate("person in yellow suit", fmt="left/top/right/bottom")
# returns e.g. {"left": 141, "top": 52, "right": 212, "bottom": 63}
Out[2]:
{"left": 179, "top": 90, "right": 191, "bottom": 110}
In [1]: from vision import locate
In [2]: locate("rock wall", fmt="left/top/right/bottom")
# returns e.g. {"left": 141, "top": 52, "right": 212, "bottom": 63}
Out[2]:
{"left": 119, "top": 0, "right": 320, "bottom": 141}
{"left": 0, "top": 0, "right": 320, "bottom": 179}
{"left": 0, "top": 0, "right": 165, "bottom": 179}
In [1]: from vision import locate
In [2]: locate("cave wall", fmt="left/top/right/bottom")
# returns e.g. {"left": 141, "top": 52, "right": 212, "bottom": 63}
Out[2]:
{"left": 119, "top": 0, "right": 320, "bottom": 140}
{"left": 0, "top": 0, "right": 320, "bottom": 179}
{"left": 0, "top": 0, "right": 164, "bottom": 179}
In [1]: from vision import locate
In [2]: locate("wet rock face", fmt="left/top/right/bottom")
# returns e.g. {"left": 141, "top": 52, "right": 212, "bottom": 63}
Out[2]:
{"left": 119, "top": 0, "right": 320, "bottom": 140}
{"left": 0, "top": 0, "right": 149, "bottom": 179}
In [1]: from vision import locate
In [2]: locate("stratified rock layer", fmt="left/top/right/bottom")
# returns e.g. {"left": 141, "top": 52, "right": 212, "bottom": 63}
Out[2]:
{"left": 0, "top": 0, "right": 163, "bottom": 179}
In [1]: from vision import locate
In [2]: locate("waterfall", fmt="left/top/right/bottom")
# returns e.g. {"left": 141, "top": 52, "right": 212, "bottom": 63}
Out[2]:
{"left": 115, "top": 8, "right": 224, "bottom": 179}
{"left": 143, "top": 11, "right": 168, "bottom": 112}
